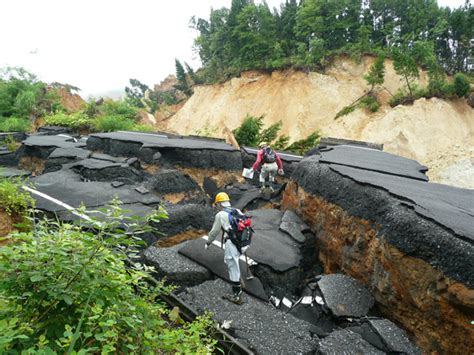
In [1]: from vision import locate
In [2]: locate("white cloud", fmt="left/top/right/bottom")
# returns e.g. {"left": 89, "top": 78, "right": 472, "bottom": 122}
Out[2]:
{"left": 0, "top": 0, "right": 467, "bottom": 98}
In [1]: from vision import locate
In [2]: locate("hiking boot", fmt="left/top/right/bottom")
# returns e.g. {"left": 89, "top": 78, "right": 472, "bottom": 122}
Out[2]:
{"left": 222, "top": 294, "right": 243, "bottom": 305}
{"left": 268, "top": 186, "right": 275, "bottom": 193}
{"left": 259, "top": 186, "right": 266, "bottom": 194}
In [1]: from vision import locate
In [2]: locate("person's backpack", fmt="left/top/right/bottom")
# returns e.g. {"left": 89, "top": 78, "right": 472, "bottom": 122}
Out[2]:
{"left": 225, "top": 208, "right": 254, "bottom": 253}
{"left": 262, "top": 147, "right": 277, "bottom": 163}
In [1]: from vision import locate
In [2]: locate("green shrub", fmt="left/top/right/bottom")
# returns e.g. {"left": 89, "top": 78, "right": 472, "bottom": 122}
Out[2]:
{"left": 100, "top": 100, "right": 139, "bottom": 121}
{"left": 360, "top": 95, "right": 380, "bottom": 112}
{"left": 335, "top": 104, "right": 356, "bottom": 119}
{"left": 0, "top": 116, "right": 30, "bottom": 132}
{"left": 0, "top": 202, "right": 217, "bottom": 353}
{"left": 44, "top": 112, "right": 92, "bottom": 129}
{"left": 272, "top": 134, "right": 290, "bottom": 151}
{"left": 0, "top": 177, "right": 34, "bottom": 215}
{"left": 413, "top": 86, "right": 429, "bottom": 100}
{"left": 440, "top": 82, "right": 456, "bottom": 98}
{"left": 233, "top": 114, "right": 264, "bottom": 146}
{"left": 285, "top": 132, "right": 321, "bottom": 155}
{"left": 389, "top": 89, "right": 414, "bottom": 107}
{"left": 93, "top": 115, "right": 135, "bottom": 132}
{"left": 453, "top": 73, "right": 471, "bottom": 98}
{"left": 259, "top": 120, "right": 283, "bottom": 144}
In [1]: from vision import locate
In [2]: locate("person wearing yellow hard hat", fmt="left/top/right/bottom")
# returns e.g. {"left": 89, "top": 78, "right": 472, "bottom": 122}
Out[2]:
{"left": 204, "top": 192, "right": 244, "bottom": 304}
{"left": 249, "top": 141, "right": 284, "bottom": 192}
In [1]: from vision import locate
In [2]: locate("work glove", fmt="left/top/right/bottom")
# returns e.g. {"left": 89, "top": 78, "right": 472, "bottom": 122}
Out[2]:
{"left": 204, "top": 242, "right": 210, "bottom": 250}
{"left": 278, "top": 169, "right": 284, "bottom": 176}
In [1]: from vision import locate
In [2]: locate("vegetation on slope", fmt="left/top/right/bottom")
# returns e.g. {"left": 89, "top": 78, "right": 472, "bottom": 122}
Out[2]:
{"left": 185, "top": 0, "right": 472, "bottom": 109}
{"left": 233, "top": 114, "right": 320, "bottom": 154}
{"left": 0, "top": 200, "right": 217, "bottom": 353}
{"left": 191, "top": 0, "right": 472, "bottom": 80}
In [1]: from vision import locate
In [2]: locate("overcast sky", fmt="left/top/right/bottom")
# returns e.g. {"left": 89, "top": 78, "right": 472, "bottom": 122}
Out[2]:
{"left": 0, "top": 0, "right": 467, "bottom": 99}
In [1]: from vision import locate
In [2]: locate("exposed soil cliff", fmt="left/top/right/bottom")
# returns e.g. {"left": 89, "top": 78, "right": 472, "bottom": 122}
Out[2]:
{"left": 161, "top": 56, "right": 474, "bottom": 188}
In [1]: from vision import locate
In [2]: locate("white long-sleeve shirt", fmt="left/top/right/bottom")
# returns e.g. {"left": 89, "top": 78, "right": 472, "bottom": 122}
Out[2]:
{"left": 207, "top": 210, "right": 232, "bottom": 245}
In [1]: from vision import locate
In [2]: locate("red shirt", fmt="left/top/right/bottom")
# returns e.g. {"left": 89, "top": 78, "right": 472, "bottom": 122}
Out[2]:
{"left": 252, "top": 148, "right": 283, "bottom": 170}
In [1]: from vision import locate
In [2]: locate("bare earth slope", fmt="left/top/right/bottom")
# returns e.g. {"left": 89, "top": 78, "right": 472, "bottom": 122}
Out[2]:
{"left": 162, "top": 56, "right": 474, "bottom": 188}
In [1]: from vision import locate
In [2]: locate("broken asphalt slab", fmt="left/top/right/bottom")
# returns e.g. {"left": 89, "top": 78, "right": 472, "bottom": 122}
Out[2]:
{"left": 368, "top": 319, "right": 421, "bottom": 354}
{"left": 292, "top": 157, "right": 474, "bottom": 287}
{"left": 86, "top": 131, "right": 242, "bottom": 170}
{"left": 71, "top": 158, "right": 143, "bottom": 183}
{"left": 20, "top": 135, "right": 86, "bottom": 159}
{"left": 143, "top": 244, "right": 212, "bottom": 288}
{"left": 30, "top": 168, "right": 160, "bottom": 213}
{"left": 179, "top": 278, "right": 319, "bottom": 355}
{"left": 279, "top": 210, "right": 310, "bottom": 243}
{"left": 318, "top": 329, "right": 384, "bottom": 355}
{"left": 330, "top": 164, "right": 474, "bottom": 240}
{"left": 178, "top": 238, "right": 268, "bottom": 300}
{"left": 242, "top": 209, "right": 302, "bottom": 272}
{"left": 320, "top": 145, "right": 429, "bottom": 181}
{"left": 0, "top": 167, "right": 31, "bottom": 178}
{"left": 317, "top": 274, "right": 374, "bottom": 318}
{"left": 151, "top": 204, "right": 214, "bottom": 237}
{"left": 147, "top": 169, "right": 200, "bottom": 194}
{"left": 49, "top": 147, "right": 91, "bottom": 160}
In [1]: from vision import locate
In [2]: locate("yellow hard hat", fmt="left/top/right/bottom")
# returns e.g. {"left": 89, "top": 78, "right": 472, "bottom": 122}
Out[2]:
{"left": 214, "top": 192, "right": 230, "bottom": 204}
{"left": 259, "top": 141, "right": 267, "bottom": 148}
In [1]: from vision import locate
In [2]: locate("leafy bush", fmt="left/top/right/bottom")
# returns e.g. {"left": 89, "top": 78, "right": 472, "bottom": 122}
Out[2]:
{"left": 233, "top": 114, "right": 264, "bottom": 146}
{"left": 0, "top": 116, "right": 30, "bottom": 132}
{"left": 453, "top": 73, "right": 471, "bottom": 98}
{"left": 0, "top": 177, "right": 34, "bottom": 215}
{"left": 272, "top": 134, "right": 290, "bottom": 151}
{"left": 0, "top": 202, "right": 217, "bottom": 353}
{"left": 335, "top": 104, "right": 357, "bottom": 119}
{"left": 44, "top": 112, "right": 92, "bottom": 129}
{"left": 285, "top": 132, "right": 321, "bottom": 155}
{"left": 93, "top": 115, "right": 135, "bottom": 132}
{"left": 259, "top": 120, "right": 283, "bottom": 144}
{"left": 360, "top": 95, "right": 380, "bottom": 112}
{"left": 100, "top": 100, "right": 139, "bottom": 121}
{"left": 389, "top": 89, "right": 413, "bottom": 107}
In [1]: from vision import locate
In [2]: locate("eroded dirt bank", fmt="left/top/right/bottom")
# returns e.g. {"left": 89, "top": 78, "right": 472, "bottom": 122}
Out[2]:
{"left": 282, "top": 164, "right": 474, "bottom": 353}
{"left": 161, "top": 56, "right": 474, "bottom": 188}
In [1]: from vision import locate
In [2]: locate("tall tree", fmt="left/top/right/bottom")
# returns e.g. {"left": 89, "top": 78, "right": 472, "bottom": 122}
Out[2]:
{"left": 174, "top": 59, "right": 192, "bottom": 96}
{"left": 125, "top": 79, "right": 149, "bottom": 108}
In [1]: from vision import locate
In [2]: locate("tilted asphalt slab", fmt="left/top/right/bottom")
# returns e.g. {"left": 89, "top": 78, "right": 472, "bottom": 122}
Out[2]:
{"left": 331, "top": 165, "right": 474, "bottom": 241}
{"left": 317, "top": 274, "right": 375, "bottom": 318}
{"left": 244, "top": 209, "right": 302, "bottom": 272}
{"left": 318, "top": 329, "right": 384, "bottom": 355}
{"left": 143, "top": 244, "right": 212, "bottom": 287}
{"left": 49, "top": 147, "right": 91, "bottom": 160}
{"left": 22, "top": 135, "right": 86, "bottom": 149}
{"left": 368, "top": 319, "right": 421, "bottom": 355}
{"left": 179, "top": 279, "right": 319, "bottom": 355}
{"left": 320, "top": 145, "right": 429, "bottom": 181}
{"left": 178, "top": 238, "right": 268, "bottom": 300}
{"left": 90, "top": 131, "right": 238, "bottom": 151}
{"left": 30, "top": 168, "right": 160, "bottom": 213}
